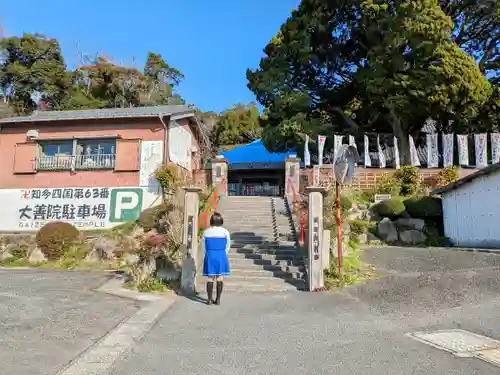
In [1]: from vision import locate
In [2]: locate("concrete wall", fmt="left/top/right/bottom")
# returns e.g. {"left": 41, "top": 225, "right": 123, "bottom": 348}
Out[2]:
{"left": 442, "top": 170, "right": 500, "bottom": 248}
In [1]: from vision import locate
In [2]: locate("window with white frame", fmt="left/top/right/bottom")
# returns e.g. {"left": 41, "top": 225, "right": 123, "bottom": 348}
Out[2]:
{"left": 36, "top": 138, "right": 117, "bottom": 170}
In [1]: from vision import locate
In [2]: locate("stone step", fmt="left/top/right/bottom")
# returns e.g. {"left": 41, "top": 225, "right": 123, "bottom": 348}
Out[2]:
{"left": 228, "top": 256, "right": 299, "bottom": 267}
{"left": 235, "top": 248, "right": 297, "bottom": 256}
{"left": 197, "top": 278, "right": 305, "bottom": 292}
{"left": 229, "top": 244, "right": 296, "bottom": 251}
{"left": 228, "top": 252, "right": 295, "bottom": 262}
{"left": 228, "top": 260, "right": 302, "bottom": 272}
{"left": 230, "top": 267, "right": 301, "bottom": 279}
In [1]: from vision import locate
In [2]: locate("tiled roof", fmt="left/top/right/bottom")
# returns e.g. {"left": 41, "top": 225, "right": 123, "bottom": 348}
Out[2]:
{"left": 0, "top": 105, "right": 195, "bottom": 124}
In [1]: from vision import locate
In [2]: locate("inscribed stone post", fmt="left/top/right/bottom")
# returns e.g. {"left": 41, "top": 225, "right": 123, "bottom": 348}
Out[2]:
{"left": 211, "top": 156, "right": 228, "bottom": 197}
{"left": 181, "top": 187, "right": 202, "bottom": 295}
{"left": 306, "top": 186, "right": 326, "bottom": 291}
{"left": 285, "top": 157, "right": 300, "bottom": 207}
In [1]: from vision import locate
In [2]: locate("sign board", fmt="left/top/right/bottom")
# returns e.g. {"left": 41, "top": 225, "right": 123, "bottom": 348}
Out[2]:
{"left": 312, "top": 217, "right": 320, "bottom": 261}
{"left": 374, "top": 194, "right": 392, "bottom": 204}
{"left": 0, "top": 187, "right": 159, "bottom": 231}
{"left": 186, "top": 215, "right": 194, "bottom": 250}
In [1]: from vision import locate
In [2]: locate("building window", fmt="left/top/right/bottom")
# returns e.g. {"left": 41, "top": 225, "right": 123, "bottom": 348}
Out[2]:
{"left": 36, "top": 138, "right": 117, "bottom": 171}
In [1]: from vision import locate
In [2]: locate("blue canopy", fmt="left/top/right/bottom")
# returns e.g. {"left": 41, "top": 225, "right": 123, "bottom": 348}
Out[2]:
{"left": 221, "top": 140, "right": 296, "bottom": 165}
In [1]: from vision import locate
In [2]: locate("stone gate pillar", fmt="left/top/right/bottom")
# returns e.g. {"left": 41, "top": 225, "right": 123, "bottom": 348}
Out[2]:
{"left": 181, "top": 186, "right": 202, "bottom": 295}
{"left": 306, "top": 186, "right": 326, "bottom": 291}
{"left": 285, "top": 156, "right": 300, "bottom": 204}
{"left": 211, "top": 156, "right": 228, "bottom": 197}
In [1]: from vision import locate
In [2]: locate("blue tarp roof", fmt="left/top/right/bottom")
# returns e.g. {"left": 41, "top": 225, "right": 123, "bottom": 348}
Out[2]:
{"left": 221, "top": 140, "right": 296, "bottom": 165}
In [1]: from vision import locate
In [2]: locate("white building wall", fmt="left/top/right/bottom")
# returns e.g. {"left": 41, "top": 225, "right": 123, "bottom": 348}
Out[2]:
{"left": 442, "top": 170, "right": 500, "bottom": 248}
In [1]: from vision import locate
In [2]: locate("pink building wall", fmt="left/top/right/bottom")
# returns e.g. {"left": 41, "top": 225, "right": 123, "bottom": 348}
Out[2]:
{"left": 0, "top": 116, "right": 202, "bottom": 189}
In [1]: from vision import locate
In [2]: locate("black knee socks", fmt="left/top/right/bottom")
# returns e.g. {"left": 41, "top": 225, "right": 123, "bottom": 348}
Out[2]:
{"left": 206, "top": 282, "right": 214, "bottom": 305}
{"left": 215, "top": 281, "right": 223, "bottom": 305}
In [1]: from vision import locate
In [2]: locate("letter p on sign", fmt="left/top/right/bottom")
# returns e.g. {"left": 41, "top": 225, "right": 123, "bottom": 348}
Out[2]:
{"left": 109, "top": 188, "right": 143, "bottom": 222}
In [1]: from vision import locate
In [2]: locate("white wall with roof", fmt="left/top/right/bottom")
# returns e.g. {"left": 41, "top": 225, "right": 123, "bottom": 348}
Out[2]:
{"left": 442, "top": 169, "right": 500, "bottom": 248}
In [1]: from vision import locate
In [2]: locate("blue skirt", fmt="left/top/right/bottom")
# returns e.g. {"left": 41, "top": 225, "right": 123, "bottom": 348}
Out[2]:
{"left": 203, "top": 249, "right": 230, "bottom": 277}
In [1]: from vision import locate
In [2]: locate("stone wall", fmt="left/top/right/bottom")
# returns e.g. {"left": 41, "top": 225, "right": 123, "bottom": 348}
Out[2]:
{"left": 299, "top": 166, "right": 478, "bottom": 192}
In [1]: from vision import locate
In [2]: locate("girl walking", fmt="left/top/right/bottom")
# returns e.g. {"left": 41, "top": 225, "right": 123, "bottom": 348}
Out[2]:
{"left": 202, "top": 212, "right": 231, "bottom": 305}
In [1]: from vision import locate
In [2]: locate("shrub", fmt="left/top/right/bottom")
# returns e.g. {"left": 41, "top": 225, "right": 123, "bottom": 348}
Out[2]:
{"left": 36, "top": 222, "right": 81, "bottom": 260}
{"left": 349, "top": 220, "right": 369, "bottom": 235}
{"left": 137, "top": 203, "right": 173, "bottom": 232}
{"left": 403, "top": 196, "right": 442, "bottom": 218}
{"left": 155, "top": 164, "right": 182, "bottom": 192}
{"left": 372, "top": 199, "right": 405, "bottom": 218}
{"left": 394, "top": 166, "right": 420, "bottom": 196}
{"left": 375, "top": 173, "right": 401, "bottom": 195}
{"left": 335, "top": 195, "right": 353, "bottom": 214}
{"left": 438, "top": 166, "right": 459, "bottom": 186}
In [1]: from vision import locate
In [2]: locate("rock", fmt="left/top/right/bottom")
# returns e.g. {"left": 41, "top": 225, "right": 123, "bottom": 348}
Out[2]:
{"left": 28, "top": 247, "right": 47, "bottom": 263}
{"left": 399, "top": 230, "right": 427, "bottom": 245}
{"left": 358, "top": 233, "right": 368, "bottom": 244}
{"left": 156, "top": 267, "right": 180, "bottom": 281}
{"left": 347, "top": 211, "right": 364, "bottom": 221}
{"left": 0, "top": 247, "right": 14, "bottom": 261}
{"left": 367, "top": 232, "right": 380, "bottom": 242}
{"left": 399, "top": 210, "right": 412, "bottom": 219}
{"left": 377, "top": 218, "right": 398, "bottom": 242}
{"left": 396, "top": 218, "right": 425, "bottom": 231}
{"left": 91, "top": 236, "right": 117, "bottom": 260}
{"left": 124, "top": 253, "right": 140, "bottom": 265}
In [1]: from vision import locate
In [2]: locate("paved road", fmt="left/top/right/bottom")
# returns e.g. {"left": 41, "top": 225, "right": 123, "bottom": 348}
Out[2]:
{"left": 0, "top": 269, "right": 141, "bottom": 375}
{"left": 111, "top": 246, "right": 500, "bottom": 374}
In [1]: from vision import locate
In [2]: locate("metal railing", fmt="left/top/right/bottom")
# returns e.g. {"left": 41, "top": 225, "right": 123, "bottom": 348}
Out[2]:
{"left": 36, "top": 154, "right": 116, "bottom": 171}
{"left": 227, "top": 182, "right": 282, "bottom": 197}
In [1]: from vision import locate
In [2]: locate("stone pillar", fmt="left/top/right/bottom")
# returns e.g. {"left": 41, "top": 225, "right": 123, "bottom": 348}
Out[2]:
{"left": 313, "top": 165, "right": 320, "bottom": 186}
{"left": 306, "top": 186, "right": 326, "bottom": 291}
{"left": 180, "top": 186, "right": 202, "bottom": 295}
{"left": 211, "top": 156, "right": 228, "bottom": 197}
{"left": 285, "top": 157, "right": 300, "bottom": 205}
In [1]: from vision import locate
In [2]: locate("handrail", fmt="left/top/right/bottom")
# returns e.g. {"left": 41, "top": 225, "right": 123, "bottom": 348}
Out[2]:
{"left": 287, "top": 178, "right": 307, "bottom": 245}
{"left": 198, "top": 178, "right": 227, "bottom": 230}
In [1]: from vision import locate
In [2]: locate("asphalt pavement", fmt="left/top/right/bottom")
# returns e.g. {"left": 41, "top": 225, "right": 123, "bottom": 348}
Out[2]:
{"left": 3, "top": 246, "right": 500, "bottom": 374}
{"left": 0, "top": 269, "right": 141, "bottom": 375}
{"left": 110, "top": 246, "right": 500, "bottom": 374}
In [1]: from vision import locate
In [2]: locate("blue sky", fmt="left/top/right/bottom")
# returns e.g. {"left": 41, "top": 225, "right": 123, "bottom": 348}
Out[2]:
{"left": 2, "top": 0, "right": 300, "bottom": 113}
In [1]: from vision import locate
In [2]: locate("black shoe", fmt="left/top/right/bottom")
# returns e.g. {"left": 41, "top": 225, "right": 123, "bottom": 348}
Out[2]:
{"left": 206, "top": 282, "right": 214, "bottom": 305}
{"left": 215, "top": 281, "right": 223, "bottom": 305}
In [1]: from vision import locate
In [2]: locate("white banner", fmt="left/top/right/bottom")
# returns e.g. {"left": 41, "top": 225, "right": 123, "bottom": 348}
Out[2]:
{"left": 457, "top": 134, "right": 469, "bottom": 166}
{"left": 140, "top": 140, "right": 164, "bottom": 187}
{"left": 349, "top": 135, "right": 357, "bottom": 166}
{"left": 426, "top": 133, "right": 439, "bottom": 168}
{"left": 333, "top": 135, "right": 343, "bottom": 163}
{"left": 364, "top": 135, "right": 371, "bottom": 167}
{"left": 377, "top": 135, "right": 386, "bottom": 168}
{"left": 491, "top": 133, "right": 500, "bottom": 164}
{"left": 442, "top": 133, "right": 454, "bottom": 167}
{"left": 318, "top": 135, "right": 326, "bottom": 166}
{"left": 304, "top": 134, "right": 311, "bottom": 166}
{"left": 474, "top": 133, "right": 488, "bottom": 167}
{"left": 409, "top": 135, "right": 420, "bottom": 166}
{"left": 393, "top": 136, "right": 400, "bottom": 169}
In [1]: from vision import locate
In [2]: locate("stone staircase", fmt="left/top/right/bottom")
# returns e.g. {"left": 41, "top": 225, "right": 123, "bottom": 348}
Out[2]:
{"left": 199, "top": 196, "right": 306, "bottom": 292}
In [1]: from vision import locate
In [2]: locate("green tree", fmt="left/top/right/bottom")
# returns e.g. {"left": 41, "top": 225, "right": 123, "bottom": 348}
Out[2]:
{"left": 359, "top": 0, "right": 491, "bottom": 163}
{"left": 0, "top": 33, "right": 70, "bottom": 113}
{"left": 141, "top": 52, "right": 185, "bottom": 105}
{"left": 210, "top": 103, "right": 262, "bottom": 148}
{"left": 247, "top": 0, "right": 495, "bottom": 164}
